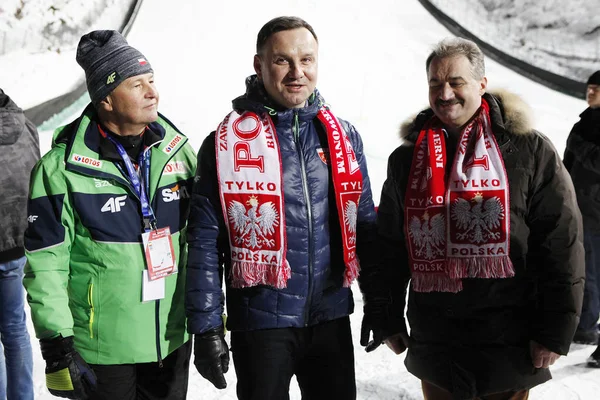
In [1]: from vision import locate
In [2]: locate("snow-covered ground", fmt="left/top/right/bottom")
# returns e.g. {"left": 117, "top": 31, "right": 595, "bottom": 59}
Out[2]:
{"left": 1, "top": 0, "right": 599, "bottom": 399}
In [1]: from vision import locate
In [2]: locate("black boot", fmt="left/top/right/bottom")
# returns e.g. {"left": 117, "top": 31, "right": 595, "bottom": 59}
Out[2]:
{"left": 573, "top": 329, "right": 599, "bottom": 345}
{"left": 588, "top": 345, "right": 600, "bottom": 368}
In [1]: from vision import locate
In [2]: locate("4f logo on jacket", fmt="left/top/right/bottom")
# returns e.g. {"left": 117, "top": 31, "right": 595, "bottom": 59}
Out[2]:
{"left": 101, "top": 195, "right": 127, "bottom": 213}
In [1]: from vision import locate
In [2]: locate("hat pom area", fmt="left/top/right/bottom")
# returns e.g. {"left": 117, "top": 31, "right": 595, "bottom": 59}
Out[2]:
{"left": 76, "top": 30, "right": 152, "bottom": 105}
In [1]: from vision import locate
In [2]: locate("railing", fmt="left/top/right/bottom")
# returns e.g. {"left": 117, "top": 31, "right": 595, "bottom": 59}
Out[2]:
{"left": 0, "top": 0, "right": 137, "bottom": 56}
{"left": 419, "top": 0, "right": 599, "bottom": 99}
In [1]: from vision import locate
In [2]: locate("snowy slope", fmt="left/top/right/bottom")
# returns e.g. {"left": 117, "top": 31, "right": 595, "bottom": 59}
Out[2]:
{"left": 2, "top": 0, "right": 598, "bottom": 399}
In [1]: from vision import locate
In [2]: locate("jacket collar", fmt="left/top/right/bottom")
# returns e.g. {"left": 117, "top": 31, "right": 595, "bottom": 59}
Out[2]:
{"left": 399, "top": 89, "right": 534, "bottom": 145}
{"left": 61, "top": 104, "right": 189, "bottom": 191}
{"left": 231, "top": 74, "right": 325, "bottom": 124}
{"left": 98, "top": 124, "right": 163, "bottom": 163}
{"left": 0, "top": 89, "right": 26, "bottom": 145}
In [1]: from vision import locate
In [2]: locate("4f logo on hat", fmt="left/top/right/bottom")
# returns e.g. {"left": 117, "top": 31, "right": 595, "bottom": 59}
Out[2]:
{"left": 106, "top": 71, "right": 120, "bottom": 85}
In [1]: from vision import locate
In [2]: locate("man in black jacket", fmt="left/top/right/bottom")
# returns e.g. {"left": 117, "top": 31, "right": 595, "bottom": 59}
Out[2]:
{"left": 564, "top": 70, "right": 600, "bottom": 367}
{"left": 360, "top": 37, "right": 585, "bottom": 399}
{"left": 0, "top": 89, "right": 38, "bottom": 400}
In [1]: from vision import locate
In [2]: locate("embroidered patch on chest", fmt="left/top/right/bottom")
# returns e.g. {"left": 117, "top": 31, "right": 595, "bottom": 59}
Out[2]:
{"left": 317, "top": 147, "right": 329, "bottom": 165}
{"left": 72, "top": 153, "right": 103, "bottom": 168}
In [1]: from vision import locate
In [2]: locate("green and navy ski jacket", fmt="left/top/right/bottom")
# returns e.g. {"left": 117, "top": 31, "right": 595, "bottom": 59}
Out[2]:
{"left": 24, "top": 104, "right": 197, "bottom": 365}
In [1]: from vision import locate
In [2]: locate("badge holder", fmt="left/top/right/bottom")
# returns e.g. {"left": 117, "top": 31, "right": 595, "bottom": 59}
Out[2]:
{"left": 142, "top": 227, "right": 177, "bottom": 302}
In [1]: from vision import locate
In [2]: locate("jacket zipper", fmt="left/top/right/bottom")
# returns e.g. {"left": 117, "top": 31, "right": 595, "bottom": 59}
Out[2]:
{"left": 69, "top": 134, "right": 187, "bottom": 366}
{"left": 155, "top": 300, "right": 163, "bottom": 367}
{"left": 109, "top": 153, "right": 165, "bottom": 367}
{"left": 292, "top": 112, "right": 314, "bottom": 326}
{"left": 87, "top": 283, "right": 95, "bottom": 338}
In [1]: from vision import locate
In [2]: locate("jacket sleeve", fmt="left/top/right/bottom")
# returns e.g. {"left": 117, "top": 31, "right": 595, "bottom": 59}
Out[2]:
{"left": 563, "top": 126, "right": 600, "bottom": 175}
{"left": 23, "top": 149, "right": 75, "bottom": 340}
{"left": 185, "top": 132, "right": 226, "bottom": 334}
{"left": 342, "top": 122, "right": 378, "bottom": 275}
{"left": 528, "top": 133, "right": 585, "bottom": 355}
{"left": 362, "top": 146, "right": 411, "bottom": 336}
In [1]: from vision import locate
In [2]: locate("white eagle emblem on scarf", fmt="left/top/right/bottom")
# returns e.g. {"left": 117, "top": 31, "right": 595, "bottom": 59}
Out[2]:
{"left": 451, "top": 193, "right": 504, "bottom": 244}
{"left": 408, "top": 211, "right": 445, "bottom": 260}
{"left": 343, "top": 200, "right": 358, "bottom": 245}
{"left": 228, "top": 196, "right": 279, "bottom": 248}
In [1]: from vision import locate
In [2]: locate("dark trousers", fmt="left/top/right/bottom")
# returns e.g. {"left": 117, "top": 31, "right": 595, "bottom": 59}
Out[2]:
{"left": 422, "top": 381, "right": 529, "bottom": 400}
{"left": 88, "top": 340, "right": 191, "bottom": 400}
{"left": 579, "top": 230, "right": 600, "bottom": 333}
{"left": 231, "top": 316, "right": 356, "bottom": 400}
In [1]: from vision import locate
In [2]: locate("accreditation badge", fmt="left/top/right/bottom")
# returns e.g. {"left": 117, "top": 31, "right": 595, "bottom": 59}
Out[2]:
{"left": 142, "top": 227, "right": 177, "bottom": 281}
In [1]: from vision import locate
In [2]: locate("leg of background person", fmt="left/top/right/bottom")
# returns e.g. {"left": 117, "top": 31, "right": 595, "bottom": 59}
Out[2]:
{"left": 592, "top": 233, "right": 600, "bottom": 333}
{"left": 136, "top": 340, "right": 192, "bottom": 400}
{"left": 421, "top": 380, "right": 454, "bottom": 400}
{"left": 230, "top": 328, "right": 297, "bottom": 400}
{"left": 295, "top": 316, "right": 357, "bottom": 400}
{"left": 0, "top": 342, "right": 6, "bottom": 399}
{"left": 0, "top": 256, "right": 34, "bottom": 400}
{"left": 578, "top": 231, "right": 600, "bottom": 337}
{"left": 587, "top": 233, "right": 600, "bottom": 367}
{"left": 88, "top": 363, "right": 137, "bottom": 400}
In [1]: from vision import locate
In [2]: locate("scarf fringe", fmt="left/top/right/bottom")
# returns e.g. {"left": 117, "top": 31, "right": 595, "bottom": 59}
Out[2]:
{"left": 230, "top": 260, "right": 291, "bottom": 289}
{"left": 412, "top": 274, "right": 462, "bottom": 293}
{"left": 447, "top": 256, "right": 515, "bottom": 279}
{"left": 343, "top": 258, "right": 360, "bottom": 288}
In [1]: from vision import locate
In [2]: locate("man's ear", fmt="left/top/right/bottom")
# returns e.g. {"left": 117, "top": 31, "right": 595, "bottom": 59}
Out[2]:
{"left": 98, "top": 95, "right": 113, "bottom": 113}
{"left": 253, "top": 55, "right": 263, "bottom": 80}
{"left": 479, "top": 76, "right": 488, "bottom": 96}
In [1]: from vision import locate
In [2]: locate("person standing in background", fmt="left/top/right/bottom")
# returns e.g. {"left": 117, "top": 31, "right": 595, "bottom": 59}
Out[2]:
{"left": 0, "top": 88, "right": 37, "bottom": 400}
{"left": 563, "top": 70, "right": 600, "bottom": 367}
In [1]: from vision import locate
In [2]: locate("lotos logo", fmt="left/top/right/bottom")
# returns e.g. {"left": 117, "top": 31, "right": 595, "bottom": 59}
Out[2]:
{"left": 163, "top": 161, "right": 188, "bottom": 175}
{"left": 72, "top": 154, "right": 103, "bottom": 168}
{"left": 163, "top": 135, "right": 183, "bottom": 154}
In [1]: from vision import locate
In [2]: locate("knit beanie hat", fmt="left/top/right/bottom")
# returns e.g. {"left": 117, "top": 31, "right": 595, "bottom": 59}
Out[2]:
{"left": 76, "top": 30, "right": 153, "bottom": 106}
{"left": 587, "top": 70, "right": 600, "bottom": 86}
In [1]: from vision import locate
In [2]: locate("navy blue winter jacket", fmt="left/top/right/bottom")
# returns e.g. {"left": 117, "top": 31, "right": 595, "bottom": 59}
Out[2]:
{"left": 185, "top": 76, "right": 377, "bottom": 333}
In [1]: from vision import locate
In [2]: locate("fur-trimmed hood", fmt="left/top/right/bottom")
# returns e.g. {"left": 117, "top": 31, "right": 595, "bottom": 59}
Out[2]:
{"left": 399, "top": 89, "right": 534, "bottom": 142}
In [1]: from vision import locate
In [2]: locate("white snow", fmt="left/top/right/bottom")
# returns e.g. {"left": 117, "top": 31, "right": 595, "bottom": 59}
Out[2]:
{"left": 1, "top": 0, "right": 599, "bottom": 399}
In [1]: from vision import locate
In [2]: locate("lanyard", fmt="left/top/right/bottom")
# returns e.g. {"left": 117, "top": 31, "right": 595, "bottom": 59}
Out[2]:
{"left": 99, "top": 125, "right": 157, "bottom": 231}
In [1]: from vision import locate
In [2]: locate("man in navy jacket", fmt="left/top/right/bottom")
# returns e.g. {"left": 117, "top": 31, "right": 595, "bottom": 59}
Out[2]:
{"left": 185, "top": 16, "right": 377, "bottom": 399}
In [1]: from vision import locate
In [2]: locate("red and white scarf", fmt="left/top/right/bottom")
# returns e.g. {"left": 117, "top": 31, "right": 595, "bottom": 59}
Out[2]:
{"left": 404, "top": 99, "right": 514, "bottom": 293}
{"left": 216, "top": 107, "right": 363, "bottom": 289}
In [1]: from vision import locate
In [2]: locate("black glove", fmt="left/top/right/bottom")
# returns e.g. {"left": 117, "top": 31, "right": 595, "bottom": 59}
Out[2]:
{"left": 40, "top": 335, "right": 97, "bottom": 399}
{"left": 194, "top": 328, "right": 230, "bottom": 389}
{"left": 360, "top": 297, "right": 389, "bottom": 352}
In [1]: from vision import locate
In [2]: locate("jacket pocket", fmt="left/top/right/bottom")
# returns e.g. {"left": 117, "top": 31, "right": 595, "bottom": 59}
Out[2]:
{"left": 87, "top": 281, "right": 95, "bottom": 339}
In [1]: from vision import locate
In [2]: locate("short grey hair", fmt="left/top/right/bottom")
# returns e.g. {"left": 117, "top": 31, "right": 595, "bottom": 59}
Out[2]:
{"left": 426, "top": 37, "right": 485, "bottom": 80}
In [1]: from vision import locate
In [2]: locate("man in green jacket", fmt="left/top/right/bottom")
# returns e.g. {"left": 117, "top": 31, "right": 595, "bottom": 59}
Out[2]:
{"left": 24, "top": 30, "right": 196, "bottom": 400}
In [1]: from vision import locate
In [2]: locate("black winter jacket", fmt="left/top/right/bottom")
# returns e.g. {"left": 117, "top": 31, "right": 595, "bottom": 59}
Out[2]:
{"left": 369, "top": 91, "right": 584, "bottom": 399}
{"left": 185, "top": 76, "right": 377, "bottom": 333}
{"left": 0, "top": 90, "right": 40, "bottom": 262}
{"left": 563, "top": 107, "right": 600, "bottom": 232}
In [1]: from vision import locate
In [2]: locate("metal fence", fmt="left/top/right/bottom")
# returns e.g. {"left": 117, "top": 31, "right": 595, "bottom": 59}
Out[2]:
{"left": 424, "top": 0, "right": 600, "bottom": 83}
